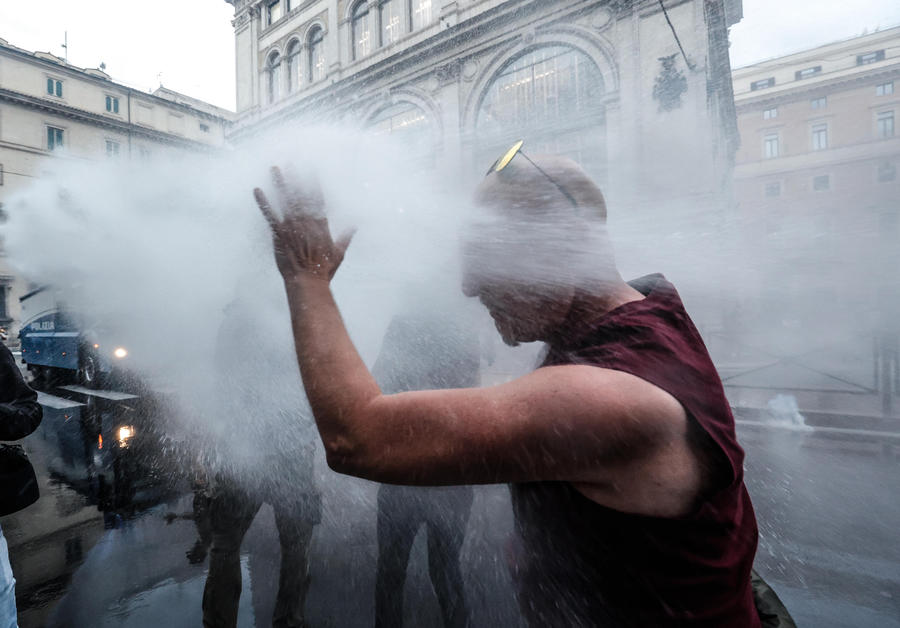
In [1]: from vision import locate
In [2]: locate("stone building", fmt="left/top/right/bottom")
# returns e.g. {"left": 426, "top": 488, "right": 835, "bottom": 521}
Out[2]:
{"left": 733, "top": 26, "right": 899, "bottom": 240}
{"left": 726, "top": 27, "right": 900, "bottom": 417}
{"left": 0, "top": 38, "right": 234, "bottom": 341}
{"left": 224, "top": 0, "right": 742, "bottom": 208}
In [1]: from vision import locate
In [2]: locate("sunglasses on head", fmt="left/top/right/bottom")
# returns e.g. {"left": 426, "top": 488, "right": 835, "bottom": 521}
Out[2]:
{"left": 486, "top": 139, "right": 579, "bottom": 209}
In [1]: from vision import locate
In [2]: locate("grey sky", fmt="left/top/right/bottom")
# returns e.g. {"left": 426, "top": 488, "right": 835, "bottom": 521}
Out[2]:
{"left": 0, "top": 1, "right": 898, "bottom": 111}
{"left": 729, "top": 0, "right": 900, "bottom": 67}
{"left": 0, "top": 0, "right": 236, "bottom": 110}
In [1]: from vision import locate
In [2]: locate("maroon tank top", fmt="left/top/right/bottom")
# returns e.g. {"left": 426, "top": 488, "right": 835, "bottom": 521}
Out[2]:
{"left": 510, "top": 274, "right": 760, "bottom": 627}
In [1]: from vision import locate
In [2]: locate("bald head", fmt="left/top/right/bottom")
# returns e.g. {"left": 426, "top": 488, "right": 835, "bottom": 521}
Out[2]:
{"left": 475, "top": 154, "right": 607, "bottom": 221}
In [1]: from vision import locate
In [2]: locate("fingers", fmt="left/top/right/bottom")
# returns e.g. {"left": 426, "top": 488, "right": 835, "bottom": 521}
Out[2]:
{"left": 308, "top": 175, "right": 325, "bottom": 215}
{"left": 335, "top": 228, "right": 356, "bottom": 257}
{"left": 271, "top": 165, "right": 295, "bottom": 210}
{"left": 254, "top": 188, "right": 279, "bottom": 230}
{"left": 272, "top": 164, "right": 326, "bottom": 218}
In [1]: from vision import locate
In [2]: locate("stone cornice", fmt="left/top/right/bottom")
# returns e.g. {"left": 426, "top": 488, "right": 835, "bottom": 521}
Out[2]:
{"left": 0, "top": 88, "right": 218, "bottom": 152}
{"left": 734, "top": 136, "right": 900, "bottom": 176}
{"left": 735, "top": 63, "right": 900, "bottom": 111}
{"left": 0, "top": 44, "right": 233, "bottom": 123}
{"left": 0, "top": 139, "right": 51, "bottom": 157}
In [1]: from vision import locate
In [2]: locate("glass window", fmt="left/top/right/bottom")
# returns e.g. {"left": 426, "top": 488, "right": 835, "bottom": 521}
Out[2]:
{"left": 105, "top": 140, "right": 120, "bottom": 158}
{"left": 763, "top": 108, "right": 777, "bottom": 120}
{"left": 47, "top": 126, "right": 64, "bottom": 150}
{"left": 47, "top": 78, "right": 62, "bottom": 97}
{"left": 410, "top": 0, "right": 432, "bottom": 30}
{"left": 876, "top": 82, "right": 894, "bottom": 96}
{"left": 105, "top": 95, "right": 120, "bottom": 114}
{"left": 286, "top": 40, "right": 301, "bottom": 92}
{"left": 266, "top": 51, "right": 282, "bottom": 103}
{"left": 199, "top": 123, "right": 210, "bottom": 133}
{"left": 476, "top": 46, "right": 606, "bottom": 177}
{"left": 857, "top": 50, "right": 885, "bottom": 65}
{"left": 750, "top": 77, "right": 775, "bottom": 91}
{"left": 370, "top": 102, "right": 434, "bottom": 164}
{"left": 308, "top": 27, "right": 326, "bottom": 82}
{"left": 795, "top": 66, "right": 821, "bottom": 80}
{"left": 811, "top": 124, "right": 828, "bottom": 151}
{"left": 764, "top": 133, "right": 779, "bottom": 159}
{"left": 811, "top": 97, "right": 827, "bottom": 110}
{"left": 813, "top": 174, "right": 830, "bottom": 191}
{"left": 765, "top": 181, "right": 781, "bottom": 198}
{"left": 266, "top": 0, "right": 283, "bottom": 26}
{"left": 352, "top": 1, "right": 372, "bottom": 60}
{"left": 380, "top": 0, "right": 402, "bottom": 46}
{"left": 877, "top": 111, "right": 895, "bottom": 139}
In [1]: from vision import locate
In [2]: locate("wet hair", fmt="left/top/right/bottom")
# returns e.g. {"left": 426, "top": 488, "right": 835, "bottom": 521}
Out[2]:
{"left": 475, "top": 154, "right": 607, "bottom": 222}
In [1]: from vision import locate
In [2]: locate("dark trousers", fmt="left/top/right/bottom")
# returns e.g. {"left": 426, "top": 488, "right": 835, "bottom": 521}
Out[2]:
{"left": 202, "top": 478, "right": 318, "bottom": 628}
{"left": 375, "top": 484, "right": 474, "bottom": 628}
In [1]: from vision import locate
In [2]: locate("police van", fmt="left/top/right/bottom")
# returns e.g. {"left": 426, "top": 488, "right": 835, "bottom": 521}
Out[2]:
{"left": 18, "top": 286, "right": 130, "bottom": 388}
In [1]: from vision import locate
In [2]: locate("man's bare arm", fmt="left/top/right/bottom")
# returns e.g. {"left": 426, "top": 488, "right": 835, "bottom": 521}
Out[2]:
{"left": 256, "top": 167, "right": 698, "bottom": 514}
{"left": 284, "top": 277, "right": 684, "bottom": 486}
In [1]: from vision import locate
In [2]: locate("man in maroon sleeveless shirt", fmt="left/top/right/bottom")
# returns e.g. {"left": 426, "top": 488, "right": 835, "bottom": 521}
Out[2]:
{"left": 252, "top": 151, "right": 784, "bottom": 626}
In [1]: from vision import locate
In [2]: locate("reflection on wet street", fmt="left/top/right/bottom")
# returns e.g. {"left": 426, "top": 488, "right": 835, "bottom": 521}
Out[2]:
{"left": 2, "top": 380, "right": 521, "bottom": 628}
{"left": 2, "top": 380, "right": 898, "bottom": 627}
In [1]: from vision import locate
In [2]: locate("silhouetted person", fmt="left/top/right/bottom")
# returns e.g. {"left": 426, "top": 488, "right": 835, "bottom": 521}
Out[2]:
{"left": 0, "top": 342, "right": 42, "bottom": 627}
{"left": 202, "top": 295, "right": 320, "bottom": 628}
{"left": 372, "top": 310, "right": 480, "bottom": 628}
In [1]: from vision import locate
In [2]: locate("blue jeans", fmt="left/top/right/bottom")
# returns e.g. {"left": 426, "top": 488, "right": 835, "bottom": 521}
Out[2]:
{"left": 0, "top": 525, "right": 18, "bottom": 628}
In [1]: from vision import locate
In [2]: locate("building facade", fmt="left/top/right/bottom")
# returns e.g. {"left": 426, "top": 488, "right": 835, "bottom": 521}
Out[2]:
{"left": 0, "top": 38, "right": 234, "bottom": 342}
{"left": 728, "top": 27, "right": 900, "bottom": 417}
{"left": 224, "top": 0, "right": 742, "bottom": 209}
{"left": 733, "top": 26, "right": 899, "bottom": 239}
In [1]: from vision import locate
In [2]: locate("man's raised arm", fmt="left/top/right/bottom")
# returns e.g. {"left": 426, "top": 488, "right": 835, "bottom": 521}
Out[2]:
{"left": 253, "top": 167, "right": 689, "bottom": 495}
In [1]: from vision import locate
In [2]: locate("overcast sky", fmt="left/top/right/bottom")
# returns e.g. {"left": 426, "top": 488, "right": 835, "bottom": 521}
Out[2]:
{"left": 0, "top": 1, "right": 898, "bottom": 111}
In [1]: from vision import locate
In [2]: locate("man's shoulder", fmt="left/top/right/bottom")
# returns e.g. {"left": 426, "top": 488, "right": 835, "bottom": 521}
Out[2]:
{"left": 530, "top": 364, "right": 688, "bottom": 430}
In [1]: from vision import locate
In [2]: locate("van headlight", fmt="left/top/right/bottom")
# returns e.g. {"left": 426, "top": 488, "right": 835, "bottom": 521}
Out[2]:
{"left": 117, "top": 425, "right": 135, "bottom": 447}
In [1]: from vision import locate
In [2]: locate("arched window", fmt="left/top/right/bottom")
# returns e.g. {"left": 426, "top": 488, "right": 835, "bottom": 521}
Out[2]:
{"left": 379, "top": 0, "right": 401, "bottom": 46}
{"left": 266, "top": 51, "right": 282, "bottom": 104}
{"left": 351, "top": 1, "right": 372, "bottom": 60}
{"left": 370, "top": 102, "right": 436, "bottom": 166}
{"left": 409, "top": 0, "right": 432, "bottom": 31}
{"left": 476, "top": 46, "right": 606, "bottom": 177}
{"left": 308, "top": 26, "right": 326, "bottom": 82}
{"left": 286, "top": 39, "right": 301, "bottom": 92}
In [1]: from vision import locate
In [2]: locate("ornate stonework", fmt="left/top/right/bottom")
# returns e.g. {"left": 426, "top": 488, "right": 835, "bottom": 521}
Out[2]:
{"left": 461, "top": 58, "right": 478, "bottom": 82}
{"left": 591, "top": 7, "right": 613, "bottom": 31}
{"left": 434, "top": 59, "right": 462, "bottom": 85}
{"left": 652, "top": 53, "right": 688, "bottom": 112}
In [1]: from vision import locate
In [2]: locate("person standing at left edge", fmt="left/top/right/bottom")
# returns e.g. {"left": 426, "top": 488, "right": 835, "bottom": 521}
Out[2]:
{"left": 0, "top": 337, "right": 43, "bottom": 628}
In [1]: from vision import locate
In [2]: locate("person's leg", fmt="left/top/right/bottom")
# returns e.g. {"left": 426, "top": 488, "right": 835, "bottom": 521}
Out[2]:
{"left": 0, "top": 525, "right": 19, "bottom": 628}
{"left": 187, "top": 483, "right": 213, "bottom": 564}
{"left": 375, "top": 485, "right": 421, "bottom": 628}
{"left": 425, "top": 488, "right": 474, "bottom": 628}
{"left": 271, "top": 494, "right": 318, "bottom": 628}
{"left": 202, "top": 479, "right": 261, "bottom": 628}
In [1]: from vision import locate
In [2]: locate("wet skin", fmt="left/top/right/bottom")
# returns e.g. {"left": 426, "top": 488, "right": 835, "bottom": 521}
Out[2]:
{"left": 254, "top": 163, "right": 712, "bottom": 518}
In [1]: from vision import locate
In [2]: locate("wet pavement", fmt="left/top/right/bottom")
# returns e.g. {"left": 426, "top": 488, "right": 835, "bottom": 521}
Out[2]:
{"left": 1, "top": 382, "right": 898, "bottom": 627}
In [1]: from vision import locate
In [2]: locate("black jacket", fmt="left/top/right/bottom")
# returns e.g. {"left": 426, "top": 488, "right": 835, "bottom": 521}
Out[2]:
{"left": 0, "top": 343, "right": 42, "bottom": 441}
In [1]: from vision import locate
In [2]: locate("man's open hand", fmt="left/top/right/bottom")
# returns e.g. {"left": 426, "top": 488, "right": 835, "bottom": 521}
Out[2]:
{"left": 254, "top": 165, "right": 354, "bottom": 283}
